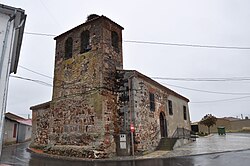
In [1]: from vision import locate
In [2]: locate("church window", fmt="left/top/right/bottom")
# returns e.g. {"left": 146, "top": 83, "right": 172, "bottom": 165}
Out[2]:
{"left": 149, "top": 93, "right": 155, "bottom": 112}
{"left": 111, "top": 31, "right": 119, "bottom": 51}
{"left": 65, "top": 37, "right": 73, "bottom": 59}
{"left": 80, "top": 30, "right": 91, "bottom": 53}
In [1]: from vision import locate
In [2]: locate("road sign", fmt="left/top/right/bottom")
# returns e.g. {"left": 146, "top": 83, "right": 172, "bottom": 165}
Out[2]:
{"left": 130, "top": 123, "right": 135, "bottom": 132}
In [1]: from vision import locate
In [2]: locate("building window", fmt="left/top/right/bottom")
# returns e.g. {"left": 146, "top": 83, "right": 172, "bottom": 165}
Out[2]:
{"left": 13, "top": 124, "right": 17, "bottom": 138}
{"left": 149, "top": 93, "right": 155, "bottom": 112}
{"left": 168, "top": 100, "right": 173, "bottom": 115}
{"left": 111, "top": 31, "right": 119, "bottom": 51}
{"left": 183, "top": 106, "right": 187, "bottom": 120}
{"left": 80, "top": 30, "right": 91, "bottom": 53}
{"left": 65, "top": 37, "right": 73, "bottom": 59}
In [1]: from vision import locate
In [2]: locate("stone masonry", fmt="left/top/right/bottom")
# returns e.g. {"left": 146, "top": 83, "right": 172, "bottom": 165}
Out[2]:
{"left": 116, "top": 70, "right": 190, "bottom": 154}
{"left": 31, "top": 15, "right": 123, "bottom": 158}
{"left": 30, "top": 14, "right": 191, "bottom": 158}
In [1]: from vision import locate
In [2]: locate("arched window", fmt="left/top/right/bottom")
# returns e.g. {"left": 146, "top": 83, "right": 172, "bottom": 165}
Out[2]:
{"left": 111, "top": 31, "right": 119, "bottom": 51}
{"left": 65, "top": 37, "right": 73, "bottom": 59}
{"left": 80, "top": 30, "right": 91, "bottom": 53}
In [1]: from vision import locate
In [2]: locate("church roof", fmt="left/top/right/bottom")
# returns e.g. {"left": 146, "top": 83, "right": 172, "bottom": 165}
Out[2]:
{"left": 54, "top": 15, "right": 124, "bottom": 40}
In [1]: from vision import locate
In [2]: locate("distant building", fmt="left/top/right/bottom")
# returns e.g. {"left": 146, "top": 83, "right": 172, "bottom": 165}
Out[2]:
{"left": 191, "top": 122, "right": 199, "bottom": 133}
{"left": 0, "top": 3, "right": 26, "bottom": 155}
{"left": 3, "top": 112, "right": 31, "bottom": 145}
{"left": 30, "top": 14, "right": 191, "bottom": 158}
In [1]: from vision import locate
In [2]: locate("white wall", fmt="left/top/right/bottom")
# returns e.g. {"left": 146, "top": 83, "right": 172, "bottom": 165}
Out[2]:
{"left": 0, "top": 5, "right": 26, "bottom": 155}
{"left": 0, "top": 11, "right": 15, "bottom": 150}
{"left": 3, "top": 119, "right": 17, "bottom": 144}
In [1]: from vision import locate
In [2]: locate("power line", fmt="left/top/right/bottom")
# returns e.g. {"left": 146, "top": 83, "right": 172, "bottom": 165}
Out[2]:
{"left": 24, "top": 31, "right": 250, "bottom": 50}
{"left": 10, "top": 73, "right": 250, "bottom": 104}
{"left": 19, "top": 65, "right": 53, "bottom": 79}
{"left": 18, "top": 64, "right": 250, "bottom": 82}
{"left": 11, "top": 72, "right": 250, "bottom": 96}
{"left": 16, "top": 65, "right": 250, "bottom": 95}
{"left": 161, "top": 82, "right": 250, "bottom": 95}
{"left": 38, "top": 0, "right": 62, "bottom": 28}
{"left": 152, "top": 76, "right": 250, "bottom": 82}
{"left": 24, "top": 32, "right": 56, "bottom": 37}
{"left": 190, "top": 96, "right": 250, "bottom": 103}
{"left": 124, "top": 40, "right": 250, "bottom": 50}
{"left": 10, "top": 75, "right": 52, "bottom": 87}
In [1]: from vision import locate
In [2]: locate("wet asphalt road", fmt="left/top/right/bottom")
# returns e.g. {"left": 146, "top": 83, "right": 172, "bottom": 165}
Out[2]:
{"left": 1, "top": 141, "right": 250, "bottom": 166}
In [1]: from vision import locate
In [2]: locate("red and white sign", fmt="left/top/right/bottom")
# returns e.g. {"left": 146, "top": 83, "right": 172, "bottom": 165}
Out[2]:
{"left": 130, "top": 123, "right": 135, "bottom": 132}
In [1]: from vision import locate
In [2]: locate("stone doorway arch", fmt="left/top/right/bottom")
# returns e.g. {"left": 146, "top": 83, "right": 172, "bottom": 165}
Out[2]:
{"left": 160, "top": 112, "right": 168, "bottom": 138}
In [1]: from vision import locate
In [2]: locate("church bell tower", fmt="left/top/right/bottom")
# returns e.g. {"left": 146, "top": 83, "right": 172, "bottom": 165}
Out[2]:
{"left": 49, "top": 14, "right": 124, "bottom": 156}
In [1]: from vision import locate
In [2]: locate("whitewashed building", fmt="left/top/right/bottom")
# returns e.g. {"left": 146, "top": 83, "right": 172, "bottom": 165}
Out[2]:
{"left": 0, "top": 4, "right": 26, "bottom": 155}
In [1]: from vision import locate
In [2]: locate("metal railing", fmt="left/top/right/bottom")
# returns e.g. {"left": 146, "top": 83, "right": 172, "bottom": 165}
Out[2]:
{"left": 151, "top": 130, "right": 161, "bottom": 141}
{"left": 172, "top": 127, "right": 191, "bottom": 139}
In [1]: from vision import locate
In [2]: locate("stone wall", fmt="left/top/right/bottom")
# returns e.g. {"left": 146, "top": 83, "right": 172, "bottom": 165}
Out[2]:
{"left": 49, "top": 93, "right": 102, "bottom": 146}
{"left": 133, "top": 76, "right": 190, "bottom": 152}
{"left": 31, "top": 91, "right": 118, "bottom": 157}
{"left": 116, "top": 70, "right": 190, "bottom": 153}
{"left": 52, "top": 17, "right": 122, "bottom": 100}
{"left": 31, "top": 103, "right": 50, "bottom": 147}
{"left": 31, "top": 16, "right": 123, "bottom": 158}
{"left": 31, "top": 15, "right": 191, "bottom": 158}
{"left": 132, "top": 76, "right": 164, "bottom": 152}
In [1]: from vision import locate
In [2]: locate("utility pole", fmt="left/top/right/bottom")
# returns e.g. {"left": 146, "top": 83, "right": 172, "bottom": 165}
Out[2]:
{"left": 128, "top": 75, "right": 134, "bottom": 156}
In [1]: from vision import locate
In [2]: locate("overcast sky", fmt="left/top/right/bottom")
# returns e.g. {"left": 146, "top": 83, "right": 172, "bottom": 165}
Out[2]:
{"left": 2, "top": 0, "right": 250, "bottom": 122}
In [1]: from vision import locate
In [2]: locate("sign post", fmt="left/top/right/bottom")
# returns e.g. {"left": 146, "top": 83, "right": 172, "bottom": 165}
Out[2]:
{"left": 130, "top": 123, "right": 135, "bottom": 156}
{"left": 130, "top": 123, "right": 135, "bottom": 132}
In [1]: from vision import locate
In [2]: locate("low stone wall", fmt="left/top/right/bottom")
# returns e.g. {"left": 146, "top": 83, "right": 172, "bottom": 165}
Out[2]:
{"left": 43, "top": 145, "right": 110, "bottom": 159}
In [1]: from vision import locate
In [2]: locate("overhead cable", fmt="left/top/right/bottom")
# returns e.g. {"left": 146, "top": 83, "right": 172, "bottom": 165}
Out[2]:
{"left": 190, "top": 96, "right": 250, "bottom": 103}
{"left": 19, "top": 65, "right": 53, "bottom": 79}
{"left": 10, "top": 74, "right": 250, "bottom": 104}
{"left": 152, "top": 76, "right": 250, "bottom": 82}
{"left": 10, "top": 75, "right": 52, "bottom": 87}
{"left": 124, "top": 40, "right": 250, "bottom": 50}
{"left": 24, "top": 32, "right": 250, "bottom": 50}
{"left": 15, "top": 65, "right": 250, "bottom": 95}
{"left": 24, "top": 32, "right": 56, "bottom": 37}
{"left": 19, "top": 64, "right": 250, "bottom": 82}
{"left": 161, "top": 82, "right": 250, "bottom": 95}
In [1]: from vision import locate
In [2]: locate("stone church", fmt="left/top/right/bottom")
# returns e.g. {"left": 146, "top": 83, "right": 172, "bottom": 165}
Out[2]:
{"left": 30, "top": 14, "right": 191, "bottom": 158}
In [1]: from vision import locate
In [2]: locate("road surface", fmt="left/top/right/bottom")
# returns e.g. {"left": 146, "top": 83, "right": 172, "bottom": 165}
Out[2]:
{"left": 1, "top": 141, "right": 250, "bottom": 166}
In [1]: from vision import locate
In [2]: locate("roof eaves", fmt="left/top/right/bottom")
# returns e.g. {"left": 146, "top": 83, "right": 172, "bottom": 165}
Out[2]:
{"left": 30, "top": 101, "right": 51, "bottom": 110}
{"left": 5, "top": 112, "right": 25, "bottom": 120}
